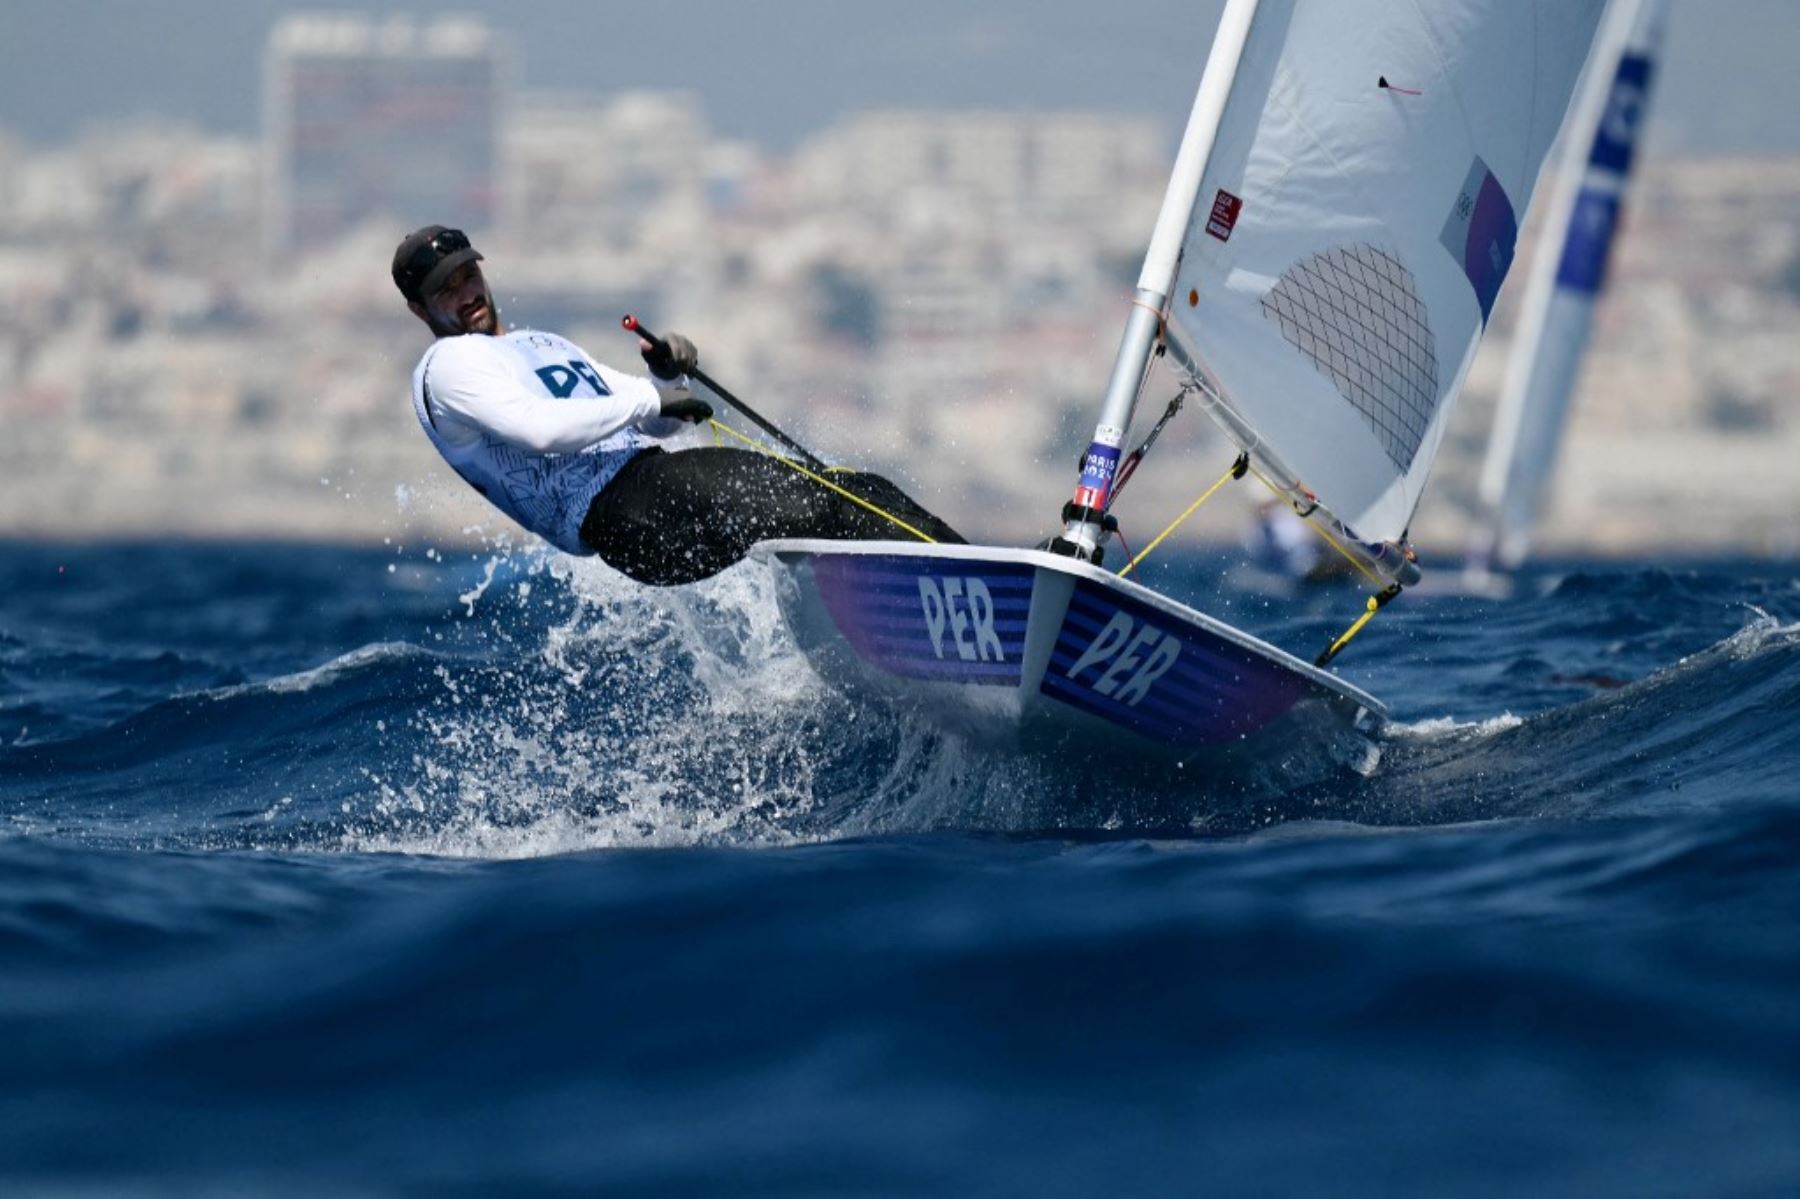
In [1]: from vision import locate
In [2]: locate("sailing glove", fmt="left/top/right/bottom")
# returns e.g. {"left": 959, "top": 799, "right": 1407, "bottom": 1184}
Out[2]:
{"left": 658, "top": 391, "right": 714, "bottom": 424}
{"left": 641, "top": 332, "right": 699, "bottom": 381}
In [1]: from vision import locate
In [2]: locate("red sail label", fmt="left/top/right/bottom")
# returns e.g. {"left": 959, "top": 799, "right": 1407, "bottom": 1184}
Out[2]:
{"left": 1205, "top": 190, "right": 1243, "bottom": 242}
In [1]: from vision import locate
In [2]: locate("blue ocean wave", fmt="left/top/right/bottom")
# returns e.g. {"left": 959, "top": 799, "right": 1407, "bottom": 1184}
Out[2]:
{"left": 1, "top": 810, "right": 1797, "bottom": 1195}
{"left": 3, "top": 552, "right": 1797, "bottom": 851}
{"left": 1, "top": 543, "right": 1797, "bottom": 1194}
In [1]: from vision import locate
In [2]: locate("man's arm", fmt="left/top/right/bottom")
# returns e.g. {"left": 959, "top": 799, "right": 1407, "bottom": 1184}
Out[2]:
{"left": 425, "top": 336, "right": 661, "bottom": 454}
{"left": 590, "top": 345, "right": 712, "bottom": 437}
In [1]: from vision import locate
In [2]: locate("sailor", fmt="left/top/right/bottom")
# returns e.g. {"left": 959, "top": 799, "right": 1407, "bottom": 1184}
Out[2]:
{"left": 394, "top": 226, "right": 962, "bottom": 585}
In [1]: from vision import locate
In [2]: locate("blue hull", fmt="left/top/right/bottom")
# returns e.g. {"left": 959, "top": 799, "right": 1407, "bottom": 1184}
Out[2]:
{"left": 759, "top": 541, "right": 1383, "bottom": 762}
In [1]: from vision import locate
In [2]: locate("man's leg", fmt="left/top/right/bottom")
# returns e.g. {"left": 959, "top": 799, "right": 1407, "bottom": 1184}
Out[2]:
{"left": 580, "top": 447, "right": 964, "bottom": 586}
{"left": 826, "top": 471, "right": 966, "bottom": 543}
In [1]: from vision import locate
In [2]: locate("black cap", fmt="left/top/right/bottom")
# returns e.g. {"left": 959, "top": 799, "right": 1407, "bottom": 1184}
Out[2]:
{"left": 392, "top": 225, "right": 483, "bottom": 303}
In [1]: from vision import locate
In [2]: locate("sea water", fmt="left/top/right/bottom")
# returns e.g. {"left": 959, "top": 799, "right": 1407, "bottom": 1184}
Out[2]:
{"left": 1, "top": 541, "right": 1796, "bottom": 1195}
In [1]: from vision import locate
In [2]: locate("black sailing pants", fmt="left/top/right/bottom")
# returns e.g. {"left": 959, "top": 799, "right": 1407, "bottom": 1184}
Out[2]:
{"left": 579, "top": 446, "right": 965, "bottom": 586}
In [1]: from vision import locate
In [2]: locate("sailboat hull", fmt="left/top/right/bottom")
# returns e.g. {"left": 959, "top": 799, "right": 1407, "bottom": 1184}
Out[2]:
{"left": 756, "top": 540, "right": 1384, "bottom": 764}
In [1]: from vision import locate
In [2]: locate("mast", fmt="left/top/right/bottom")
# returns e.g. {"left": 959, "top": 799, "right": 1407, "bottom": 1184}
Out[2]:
{"left": 1051, "top": 0, "right": 1263, "bottom": 562}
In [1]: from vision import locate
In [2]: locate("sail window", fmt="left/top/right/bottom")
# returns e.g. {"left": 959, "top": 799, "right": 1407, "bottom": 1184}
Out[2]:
{"left": 1259, "top": 244, "right": 1440, "bottom": 470}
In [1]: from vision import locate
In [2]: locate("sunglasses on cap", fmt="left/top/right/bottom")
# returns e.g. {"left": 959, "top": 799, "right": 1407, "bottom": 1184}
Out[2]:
{"left": 395, "top": 227, "right": 482, "bottom": 302}
{"left": 422, "top": 228, "right": 471, "bottom": 259}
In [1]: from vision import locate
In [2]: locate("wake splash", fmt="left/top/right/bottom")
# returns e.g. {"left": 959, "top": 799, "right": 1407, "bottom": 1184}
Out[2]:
{"left": 10, "top": 549, "right": 1793, "bottom": 857}
{"left": 341, "top": 566, "right": 1800, "bottom": 854}
{"left": 343, "top": 554, "right": 1386, "bottom": 856}
{"left": 347, "top": 556, "right": 828, "bottom": 856}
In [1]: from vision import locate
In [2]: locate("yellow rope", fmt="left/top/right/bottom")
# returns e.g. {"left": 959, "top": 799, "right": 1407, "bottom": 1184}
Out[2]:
{"left": 1316, "top": 584, "right": 1403, "bottom": 667}
{"left": 703, "top": 418, "right": 938, "bottom": 544}
{"left": 1101, "top": 439, "right": 1401, "bottom": 664}
{"left": 1323, "top": 594, "right": 1381, "bottom": 663}
{"left": 1118, "top": 455, "right": 1245, "bottom": 578}
{"left": 1228, "top": 464, "right": 1405, "bottom": 666}
{"left": 1243, "top": 464, "right": 1386, "bottom": 589}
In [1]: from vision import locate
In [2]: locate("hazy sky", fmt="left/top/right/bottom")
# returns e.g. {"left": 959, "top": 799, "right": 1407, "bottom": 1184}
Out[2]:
{"left": 4, "top": 0, "right": 1799, "bottom": 153}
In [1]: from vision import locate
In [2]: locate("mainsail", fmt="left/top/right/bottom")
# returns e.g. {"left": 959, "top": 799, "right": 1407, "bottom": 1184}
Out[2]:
{"left": 1471, "top": 0, "right": 1667, "bottom": 570}
{"left": 1155, "top": 0, "right": 1607, "bottom": 547}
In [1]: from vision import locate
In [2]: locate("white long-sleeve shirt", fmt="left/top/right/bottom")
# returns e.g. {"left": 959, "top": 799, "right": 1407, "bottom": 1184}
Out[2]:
{"left": 410, "top": 329, "right": 685, "bottom": 553}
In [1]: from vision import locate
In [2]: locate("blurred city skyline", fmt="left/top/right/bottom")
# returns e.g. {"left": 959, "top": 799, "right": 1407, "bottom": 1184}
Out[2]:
{"left": 2, "top": 5, "right": 1797, "bottom": 558}
{"left": 6, "top": 0, "right": 1800, "bottom": 155}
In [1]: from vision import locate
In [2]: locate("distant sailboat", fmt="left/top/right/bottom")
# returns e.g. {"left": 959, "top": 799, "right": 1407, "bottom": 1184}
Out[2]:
{"left": 1468, "top": 0, "right": 1668, "bottom": 581}
{"left": 1241, "top": 501, "right": 1355, "bottom": 589}
{"left": 753, "top": 0, "right": 1605, "bottom": 764}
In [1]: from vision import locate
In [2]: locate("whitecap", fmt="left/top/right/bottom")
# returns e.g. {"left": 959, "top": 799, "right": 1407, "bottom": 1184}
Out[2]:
{"left": 1384, "top": 712, "right": 1525, "bottom": 741}
{"left": 194, "top": 641, "right": 434, "bottom": 702}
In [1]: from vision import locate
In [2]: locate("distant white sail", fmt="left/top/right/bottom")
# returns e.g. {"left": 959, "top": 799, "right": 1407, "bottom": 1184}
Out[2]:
{"left": 1161, "top": 0, "right": 1606, "bottom": 545}
{"left": 1473, "top": 0, "right": 1667, "bottom": 570}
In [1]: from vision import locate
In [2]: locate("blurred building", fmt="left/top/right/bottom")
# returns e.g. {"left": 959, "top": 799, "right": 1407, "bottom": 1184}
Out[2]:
{"left": 263, "top": 14, "right": 506, "bottom": 258}
{"left": 790, "top": 110, "right": 1165, "bottom": 225}
{"left": 2, "top": 60, "right": 1796, "bottom": 552}
{"left": 507, "top": 91, "right": 716, "bottom": 248}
